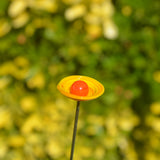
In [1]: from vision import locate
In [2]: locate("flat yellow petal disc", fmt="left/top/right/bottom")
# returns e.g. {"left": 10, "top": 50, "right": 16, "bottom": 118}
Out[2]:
{"left": 57, "top": 75, "right": 104, "bottom": 101}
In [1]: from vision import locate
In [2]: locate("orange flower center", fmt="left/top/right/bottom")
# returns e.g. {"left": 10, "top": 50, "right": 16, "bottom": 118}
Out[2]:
{"left": 70, "top": 80, "right": 89, "bottom": 96}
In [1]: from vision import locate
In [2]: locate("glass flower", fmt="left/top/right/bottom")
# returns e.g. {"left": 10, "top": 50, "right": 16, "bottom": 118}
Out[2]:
{"left": 57, "top": 75, "right": 104, "bottom": 101}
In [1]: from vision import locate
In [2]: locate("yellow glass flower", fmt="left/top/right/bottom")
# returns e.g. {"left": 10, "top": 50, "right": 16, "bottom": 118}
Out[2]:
{"left": 57, "top": 75, "right": 104, "bottom": 101}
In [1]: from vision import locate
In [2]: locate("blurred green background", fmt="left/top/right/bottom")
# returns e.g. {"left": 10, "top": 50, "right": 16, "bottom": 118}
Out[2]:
{"left": 0, "top": 0, "right": 160, "bottom": 160}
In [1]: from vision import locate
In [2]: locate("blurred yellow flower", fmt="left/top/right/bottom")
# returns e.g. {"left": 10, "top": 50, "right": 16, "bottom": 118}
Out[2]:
{"left": 20, "top": 96, "right": 37, "bottom": 112}
{"left": 124, "top": 143, "right": 138, "bottom": 160}
{"left": 145, "top": 152, "right": 158, "bottom": 160}
{"left": 117, "top": 108, "right": 139, "bottom": 131}
{"left": 0, "top": 108, "right": 11, "bottom": 129}
{"left": 0, "top": 140, "right": 8, "bottom": 159}
{"left": 55, "top": 98, "right": 73, "bottom": 115}
{"left": 146, "top": 116, "right": 160, "bottom": 132}
{"left": 153, "top": 71, "right": 160, "bottom": 83}
{"left": 87, "top": 114, "right": 104, "bottom": 125}
{"left": 0, "top": 20, "right": 11, "bottom": 37}
{"left": 150, "top": 102, "right": 160, "bottom": 115}
{"left": 12, "top": 68, "right": 29, "bottom": 80}
{"left": 8, "top": 0, "right": 27, "bottom": 17}
{"left": 14, "top": 56, "right": 29, "bottom": 68}
{"left": 78, "top": 146, "right": 92, "bottom": 158}
{"left": 26, "top": 133, "right": 45, "bottom": 158}
{"left": 103, "top": 20, "right": 118, "bottom": 39}
{"left": 29, "top": 0, "right": 58, "bottom": 13}
{"left": 44, "top": 121, "right": 62, "bottom": 134}
{"left": 118, "top": 115, "right": 139, "bottom": 131}
{"left": 84, "top": 0, "right": 117, "bottom": 39}
{"left": 94, "top": 146, "right": 105, "bottom": 159}
{"left": 42, "top": 103, "right": 65, "bottom": 132}
{"left": 9, "top": 56, "right": 30, "bottom": 80}
{"left": 90, "top": 4, "right": 103, "bottom": 17}
{"left": 117, "top": 137, "right": 128, "bottom": 150}
{"left": 65, "top": 4, "right": 86, "bottom": 21}
{"left": 43, "top": 103, "right": 62, "bottom": 122}
{"left": 151, "top": 118, "right": 160, "bottom": 132}
{"left": 90, "top": 1, "right": 114, "bottom": 18}
{"left": 46, "top": 140, "right": 63, "bottom": 158}
{"left": 91, "top": 0, "right": 106, "bottom": 3}
{"left": 25, "top": 133, "right": 39, "bottom": 145}
{"left": 0, "top": 62, "right": 17, "bottom": 76}
{"left": 12, "top": 12, "right": 29, "bottom": 28}
{"left": 0, "top": 77, "right": 11, "bottom": 90}
{"left": 8, "top": 151, "right": 23, "bottom": 160}
{"left": 33, "top": 145, "right": 45, "bottom": 158}
{"left": 9, "top": 135, "right": 25, "bottom": 148}
{"left": 21, "top": 114, "right": 43, "bottom": 134}
{"left": 145, "top": 115, "right": 154, "bottom": 126}
{"left": 62, "top": 0, "right": 79, "bottom": 5}
{"left": 85, "top": 24, "right": 102, "bottom": 39}
{"left": 105, "top": 116, "right": 118, "bottom": 136}
{"left": 85, "top": 13, "right": 101, "bottom": 24}
{"left": 149, "top": 136, "right": 160, "bottom": 148}
{"left": 103, "top": 136, "right": 117, "bottom": 149}
{"left": 27, "top": 72, "right": 45, "bottom": 89}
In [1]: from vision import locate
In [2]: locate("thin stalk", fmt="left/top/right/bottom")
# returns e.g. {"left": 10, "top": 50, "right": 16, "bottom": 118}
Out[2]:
{"left": 70, "top": 101, "right": 80, "bottom": 160}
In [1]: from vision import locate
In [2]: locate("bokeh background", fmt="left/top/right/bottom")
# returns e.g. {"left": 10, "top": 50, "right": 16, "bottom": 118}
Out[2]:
{"left": 0, "top": 0, "right": 160, "bottom": 160}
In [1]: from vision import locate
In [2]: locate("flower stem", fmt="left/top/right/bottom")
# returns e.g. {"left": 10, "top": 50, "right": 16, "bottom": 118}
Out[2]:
{"left": 70, "top": 101, "right": 80, "bottom": 160}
